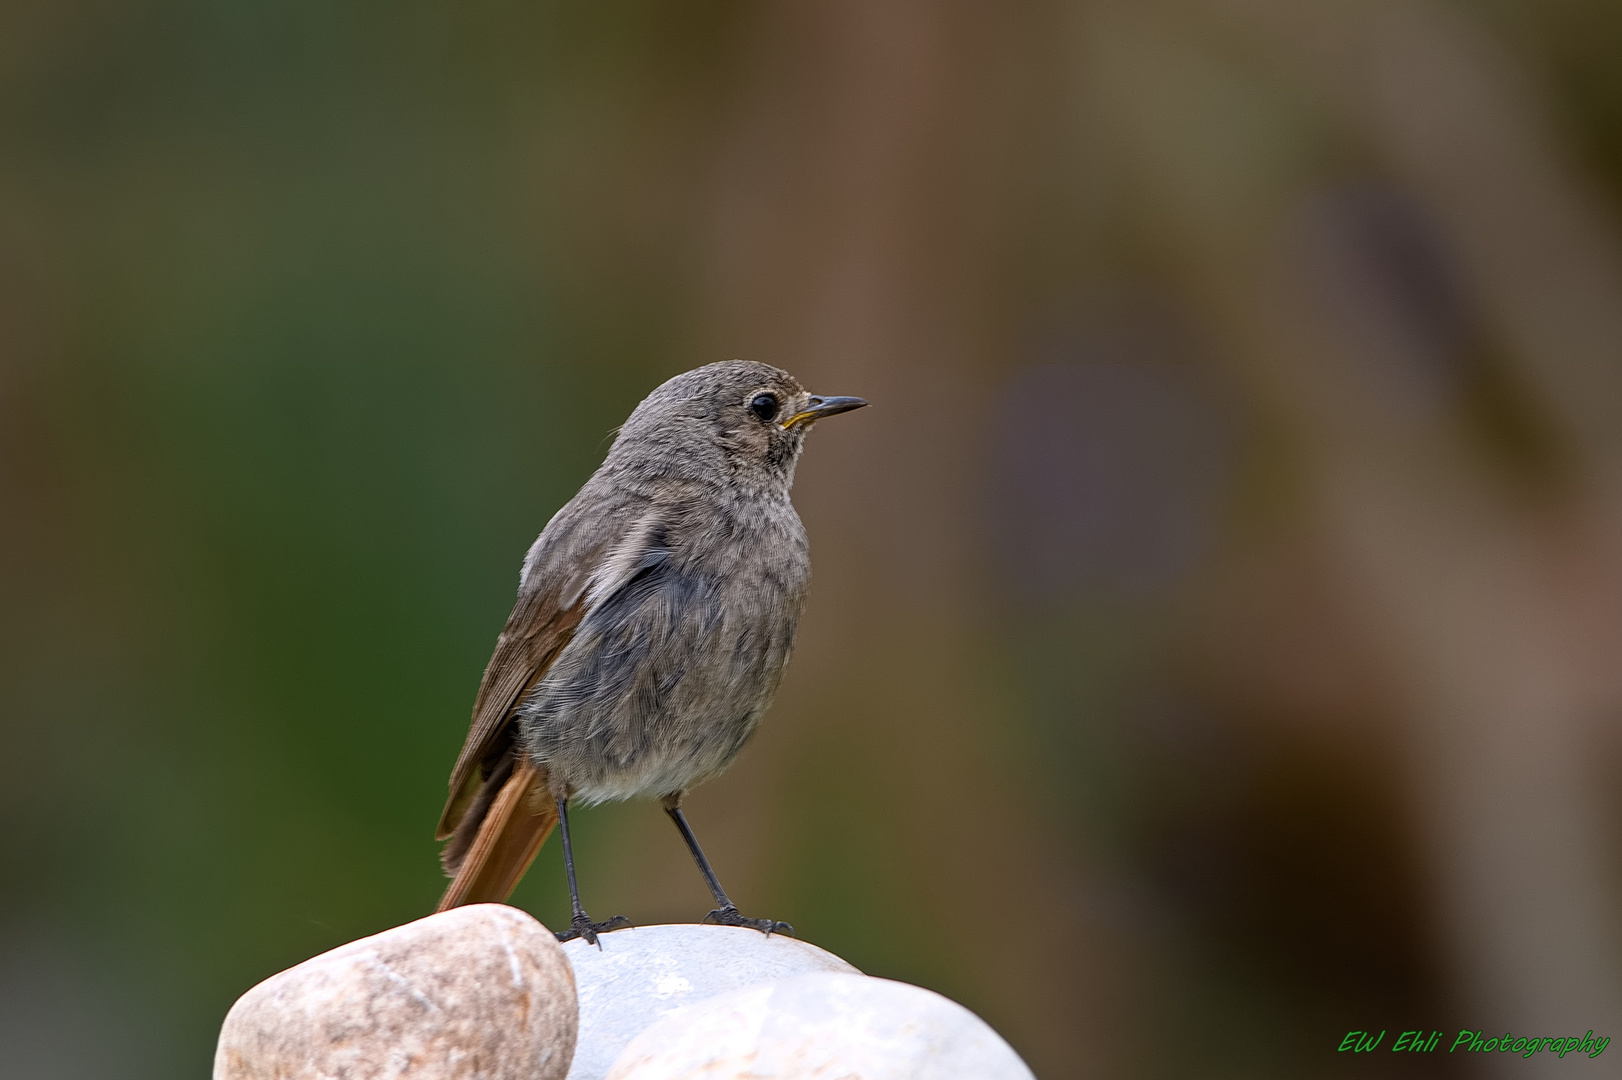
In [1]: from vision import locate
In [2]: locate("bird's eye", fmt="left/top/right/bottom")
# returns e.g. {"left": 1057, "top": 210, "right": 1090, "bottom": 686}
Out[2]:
{"left": 750, "top": 393, "right": 780, "bottom": 422}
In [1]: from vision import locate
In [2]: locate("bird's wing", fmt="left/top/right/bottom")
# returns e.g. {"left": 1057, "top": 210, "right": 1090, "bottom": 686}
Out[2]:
{"left": 434, "top": 581, "right": 580, "bottom": 841}
{"left": 436, "top": 496, "right": 632, "bottom": 841}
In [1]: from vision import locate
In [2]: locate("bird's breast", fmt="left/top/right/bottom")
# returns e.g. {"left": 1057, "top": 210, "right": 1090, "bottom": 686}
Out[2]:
{"left": 517, "top": 494, "right": 811, "bottom": 803}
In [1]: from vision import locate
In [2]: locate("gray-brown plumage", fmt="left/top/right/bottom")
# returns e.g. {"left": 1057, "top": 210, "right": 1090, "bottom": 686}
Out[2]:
{"left": 435, "top": 360, "right": 866, "bottom": 943}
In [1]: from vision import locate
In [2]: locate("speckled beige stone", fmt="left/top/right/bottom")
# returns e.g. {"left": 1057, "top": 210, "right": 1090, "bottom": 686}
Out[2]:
{"left": 214, "top": 904, "right": 577, "bottom": 1080}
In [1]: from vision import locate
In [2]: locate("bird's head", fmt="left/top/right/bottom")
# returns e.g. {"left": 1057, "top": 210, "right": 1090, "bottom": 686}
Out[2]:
{"left": 607, "top": 360, "right": 867, "bottom": 494}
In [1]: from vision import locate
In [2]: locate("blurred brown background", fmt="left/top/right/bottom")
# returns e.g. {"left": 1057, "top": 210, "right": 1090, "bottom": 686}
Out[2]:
{"left": 5, "top": 1, "right": 1622, "bottom": 1077}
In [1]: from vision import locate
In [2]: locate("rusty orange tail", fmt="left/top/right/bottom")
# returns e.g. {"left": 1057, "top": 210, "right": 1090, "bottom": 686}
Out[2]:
{"left": 436, "top": 760, "right": 556, "bottom": 911}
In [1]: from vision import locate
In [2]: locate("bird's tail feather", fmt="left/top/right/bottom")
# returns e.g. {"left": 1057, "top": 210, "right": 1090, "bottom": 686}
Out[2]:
{"left": 436, "top": 758, "right": 555, "bottom": 911}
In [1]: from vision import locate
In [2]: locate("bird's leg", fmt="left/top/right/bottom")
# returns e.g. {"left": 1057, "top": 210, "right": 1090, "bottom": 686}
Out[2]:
{"left": 662, "top": 794, "right": 792, "bottom": 937}
{"left": 553, "top": 794, "right": 632, "bottom": 946}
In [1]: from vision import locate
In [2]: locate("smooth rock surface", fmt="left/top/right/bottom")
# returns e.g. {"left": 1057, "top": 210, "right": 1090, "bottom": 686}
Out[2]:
{"left": 214, "top": 904, "right": 577, "bottom": 1080}
{"left": 605, "top": 972, "right": 1035, "bottom": 1080}
{"left": 562, "top": 925, "right": 858, "bottom": 1080}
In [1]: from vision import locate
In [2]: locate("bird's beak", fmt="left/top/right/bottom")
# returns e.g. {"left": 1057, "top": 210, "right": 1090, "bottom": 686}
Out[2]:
{"left": 782, "top": 395, "right": 869, "bottom": 429}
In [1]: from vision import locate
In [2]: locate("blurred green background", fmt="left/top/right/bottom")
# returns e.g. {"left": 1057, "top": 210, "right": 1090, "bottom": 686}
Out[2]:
{"left": 6, "top": 2, "right": 1622, "bottom": 1077}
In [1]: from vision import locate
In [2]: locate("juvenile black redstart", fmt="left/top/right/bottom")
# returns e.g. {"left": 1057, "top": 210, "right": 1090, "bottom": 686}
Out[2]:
{"left": 435, "top": 360, "right": 866, "bottom": 943}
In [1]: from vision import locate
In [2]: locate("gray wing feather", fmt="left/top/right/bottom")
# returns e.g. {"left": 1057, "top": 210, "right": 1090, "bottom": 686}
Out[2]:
{"left": 436, "top": 484, "right": 642, "bottom": 838}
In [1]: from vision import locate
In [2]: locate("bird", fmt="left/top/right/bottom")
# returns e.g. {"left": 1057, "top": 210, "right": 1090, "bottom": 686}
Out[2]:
{"left": 434, "top": 360, "right": 867, "bottom": 944}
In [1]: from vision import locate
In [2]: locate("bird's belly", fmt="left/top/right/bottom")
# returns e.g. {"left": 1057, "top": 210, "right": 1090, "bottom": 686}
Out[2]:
{"left": 530, "top": 691, "right": 770, "bottom": 806}
{"left": 557, "top": 710, "right": 760, "bottom": 805}
{"left": 516, "top": 568, "right": 802, "bottom": 804}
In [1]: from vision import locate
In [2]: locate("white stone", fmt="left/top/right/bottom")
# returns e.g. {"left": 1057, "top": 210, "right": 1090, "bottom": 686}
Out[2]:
{"left": 605, "top": 972, "right": 1035, "bottom": 1080}
{"left": 561, "top": 924, "right": 858, "bottom": 1080}
{"left": 214, "top": 904, "right": 577, "bottom": 1080}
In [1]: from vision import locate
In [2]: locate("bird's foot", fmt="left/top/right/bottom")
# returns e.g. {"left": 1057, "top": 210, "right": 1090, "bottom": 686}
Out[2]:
{"left": 555, "top": 911, "right": 633, "bottom": 947}
{"left": 704, "top": 905, "right": 793, "bottom": 937}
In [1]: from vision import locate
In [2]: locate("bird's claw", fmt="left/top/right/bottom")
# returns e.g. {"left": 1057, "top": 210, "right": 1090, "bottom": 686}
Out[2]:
{"left": 704, "top": 905, "right": 793, "bottom": 937}
{"left": 555, "top": 912, "right": 634, "bottom": 947}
